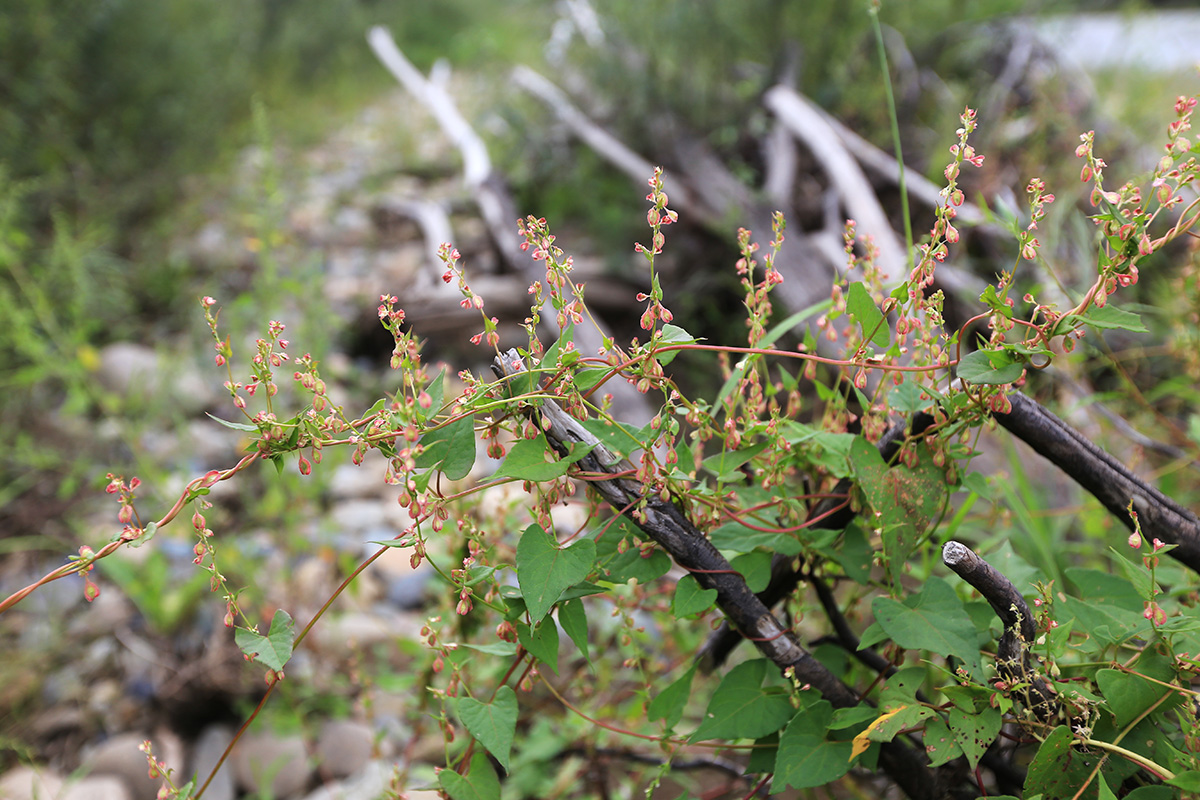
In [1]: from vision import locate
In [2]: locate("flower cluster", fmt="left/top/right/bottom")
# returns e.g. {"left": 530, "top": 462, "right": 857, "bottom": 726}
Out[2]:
{"left": 634, "top": 168, "right": 677, "bottom": 333}
{"left": 910, "top": 107, "right": 983, "bottom": 292}
{"left": 1018, "top": 178, "right": 1055, "bottom": 262}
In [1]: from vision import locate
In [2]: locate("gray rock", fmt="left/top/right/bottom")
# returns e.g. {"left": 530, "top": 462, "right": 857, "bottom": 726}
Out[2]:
{"left": 0, "top": 765, "right": 65, "bottom": 800}
{"left": 189, "top": 725, "right": 236, "bottom": 800}
{"left": 61, "top": 775, "right": 133, "bottom": 800}
{"left": 80, "top": 732, "right": 161, "bottom": 800}
{"left": 232, "top": 732, "right": 310, "bottom": 798}
{"left": 96, "top": 343, "right": 159, "bottom": 398}
{"left": 94, "top": 343, "right": 214, "bottom": 414}
{"left": 67, "top": 590, "right": 134, "bottom": 637}
{"left": 385, "top": 569, "right": 432, "bottom": 610}
{"left": 330, "top": 207, "right": 374, "bottom": 246}
{"left": 312, "top": 606, "right": 426, "bottom": 651}
{"left": 301, "top": 760, "right": 397, "bottom": 800}
{"left": 315, "top": 720, "right": 374, "bottom": 779}
{"left": 328, "top": 464, "right": 374, "bottom": 499}
{"left": 329, "top": 500, "right": 388, "bottom": 535}
{"left": 313, "top": 612, "right": 393, "bottom": 650}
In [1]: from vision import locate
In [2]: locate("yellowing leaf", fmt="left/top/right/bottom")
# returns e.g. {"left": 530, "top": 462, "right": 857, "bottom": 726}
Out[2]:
{"left": 850, "top": 707, "right": 905, "bottom": 761}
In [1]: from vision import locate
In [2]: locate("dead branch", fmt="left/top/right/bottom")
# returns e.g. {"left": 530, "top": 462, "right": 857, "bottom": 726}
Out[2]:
{"left": 491, "top": 348, "right": 945, "bottom": 800}
{"left": 994, "top": 391, "right": 1200, "bottom": 573}
{"left": 762, "top": 44, "right": 801, "bottom": 208}
{"left": 942, "top": 541, "right": 1061, "bottom": 725}
{"left": 370, "top": 198, "right": 459, "bottom": 294}
{"left": 511, "top": 65, "right": 711, "bottom": 224}
{"left": 817, "top": 109, "right": 987, "bottom": 229}
{"left": 764, "top": 86, "right": 907, "bottom": 278}
{"left": 369, "top": 27, "right": 653, "bottom": 424}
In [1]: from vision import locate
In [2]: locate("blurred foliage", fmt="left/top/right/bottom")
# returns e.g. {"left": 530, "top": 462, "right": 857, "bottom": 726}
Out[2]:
{"left": 0, "top": 0, "right": 552, "bottom": 512}
{"left": 0, "top": 0, "right": 550, "bottom": 230}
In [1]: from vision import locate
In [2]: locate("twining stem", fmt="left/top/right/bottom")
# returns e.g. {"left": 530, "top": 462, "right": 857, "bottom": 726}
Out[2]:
{"left": 1078, "top": 737, "right": 1174, "bottom": 781}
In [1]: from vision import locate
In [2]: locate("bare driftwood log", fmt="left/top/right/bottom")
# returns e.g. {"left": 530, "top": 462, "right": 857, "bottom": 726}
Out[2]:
{"left": 491, "top": 348, "right": 948, "bottom": 800}
{"left": 512, "top": 64, "right": 838, "bottom": 318}
{"left": 942, "top": 541, "right": 1061, "bottom": 725}
{"left": 817, "top": 104, "right": 989, "bottom": 229}
{"left": 764, "top": 85, "right": 906, "bottom": 279}
{"left": 369, "top": 27, "right": 654, "bottom": 425}
{"left": 368, "top": 26, "right": 523, "bottom": 267}
{"left": 370, "top": 198, "right": 459, "bottom": 295}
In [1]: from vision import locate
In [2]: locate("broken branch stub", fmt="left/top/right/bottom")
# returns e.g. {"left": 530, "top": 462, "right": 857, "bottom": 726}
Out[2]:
{"left": 942, "top": 541, "right": 1061, "bottom": 726}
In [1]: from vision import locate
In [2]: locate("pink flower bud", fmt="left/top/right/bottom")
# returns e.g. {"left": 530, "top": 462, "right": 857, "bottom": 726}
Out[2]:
{"left": 1128, "top": 532, "right": 1142, "bottom": 549}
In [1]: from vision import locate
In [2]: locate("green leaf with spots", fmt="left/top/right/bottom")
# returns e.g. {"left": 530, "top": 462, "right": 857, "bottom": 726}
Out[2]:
{"left": 515, "top": 524, "right": 596, "bottom": 624}
{"left": 851, "top": 437, "right": 947, "bottom": 586}
{"left": 949, "top": 704, "right": 1002, "bottom": 768}
{"left": 457, "top": 686, "right": 517, "bottom": 771}
{"left": 1024, "top": 726, "right": 1099, "bottom": 800}
{"left": 922, "top": 716, "right": 963, "bottom": 767}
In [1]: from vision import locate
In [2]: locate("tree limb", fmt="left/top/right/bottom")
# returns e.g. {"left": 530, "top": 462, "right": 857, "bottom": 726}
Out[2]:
{"left": 942, "top": 541, "right": 1061, "bottom": 725}
{"left": 994, "top": 391, "right": 1200, "bottom": 573}
{"left": 491, "top": 349, "right": 944, "bottom": 800}
{"left": 699, "top": 410, "right": 937, "bottom": 670}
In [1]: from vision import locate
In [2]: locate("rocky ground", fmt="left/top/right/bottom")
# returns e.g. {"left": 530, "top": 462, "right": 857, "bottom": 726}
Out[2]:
{"left": 0, "top": 79, "right": 541, "bottom": 800}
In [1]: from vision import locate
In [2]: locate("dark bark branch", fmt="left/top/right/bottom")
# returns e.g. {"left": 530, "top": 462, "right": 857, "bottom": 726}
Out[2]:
{"left": 941, "top": 541, "right": 1061, "bottom": 725}
{"left": 699, "top": 410, "right": 937, "bottom": 670}
{"left": 994, "top": 391, "right": 1200, "bottom": 573}
{"left": 810, "top": 576, "right": 897, "bottom": 678}
{"left": 491, "top": 349, "right": 944, "bottom": 800}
